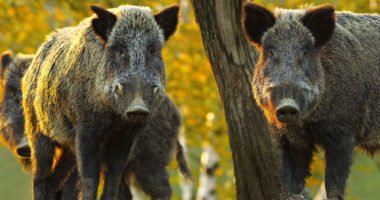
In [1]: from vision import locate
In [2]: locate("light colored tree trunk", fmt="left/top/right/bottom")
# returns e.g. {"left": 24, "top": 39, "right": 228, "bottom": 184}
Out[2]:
{"left": 313, "top": 182, "right": 326, "bottom": 200}
{"left": 196, "top": 145, "right": 219, "bottom": 200}
{"left": 179, "top": 131, "right": 194, "bottom": 200}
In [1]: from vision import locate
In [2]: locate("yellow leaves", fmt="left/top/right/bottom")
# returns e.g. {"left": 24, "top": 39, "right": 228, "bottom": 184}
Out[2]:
{"left": 22, "top": 46, "right": 35, "bottom": 54}
{"left": 17, "top": 31, "right": 26, "bottom": 42}
{"left": 54, "top": 8, "right": 67, "bottom": 23}
{"left": 6, "top": 8, "right": 16, "bottom": 18}
{"left": 306, "top": 149, "right": 325, "bottom": 188}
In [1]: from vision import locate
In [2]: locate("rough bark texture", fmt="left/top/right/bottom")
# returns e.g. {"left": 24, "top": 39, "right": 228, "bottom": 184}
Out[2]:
{"left": 191, "top": 0, "right": 281, "bottom": 199}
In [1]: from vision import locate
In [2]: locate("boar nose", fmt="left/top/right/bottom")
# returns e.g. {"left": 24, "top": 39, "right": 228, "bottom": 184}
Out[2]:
{"left": 275, "top": 99, "right": 300, "bottom": 124}
{"left": 16, "top": 137, "right": 31, "bottom": 158}
{"left": 126, "top": 97, "right": 150, "bottom": 121}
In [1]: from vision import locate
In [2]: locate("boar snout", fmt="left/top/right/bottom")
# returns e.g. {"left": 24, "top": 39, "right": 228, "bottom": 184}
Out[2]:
{"left": 126, "top": 97, "right": 150, "bottom": 121}
{"left": 275, "top": 98, "right": 300, "bottom": 124}
{"left": 16, "top": 137, "right": 31, "bottom": 158}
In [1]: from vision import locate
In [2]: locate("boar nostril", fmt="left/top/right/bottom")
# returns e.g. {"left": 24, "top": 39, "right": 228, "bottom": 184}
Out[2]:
{"left": 275, "top": 99, "right": 300, "bottom": 124}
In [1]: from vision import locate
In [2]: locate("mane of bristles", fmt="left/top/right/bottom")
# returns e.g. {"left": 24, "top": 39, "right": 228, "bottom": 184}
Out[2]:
{"left": 109, "top": 5, "right": 164, "bottom": 44}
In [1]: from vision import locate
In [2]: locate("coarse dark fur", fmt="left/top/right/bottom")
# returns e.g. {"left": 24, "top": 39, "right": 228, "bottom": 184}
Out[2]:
{"left": 122, "top": 96, "right": 192, "bottom": 199}
{"left": 0, "top": 51, "right": 33, "bottom": 170}
{"left": 22, "top": 4, "right": 189, "bottom": 200}
{"left": 1, "top": 51, "right": 190, "bottom": 200}
{"left": 242, "top": 2, "right": 380, "bottom": 200}
{"left": 0, "top": 51, "right": 80, "bottom": 200}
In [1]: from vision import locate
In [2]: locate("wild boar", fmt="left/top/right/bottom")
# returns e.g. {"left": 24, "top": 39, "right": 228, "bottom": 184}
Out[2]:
{"left": 0, "top": 51, "right": 33, "bottom": 169}
{"left": 2, "top": 49, "right": 190, "bottom": 200}
{"left": 242, "top": 2, "right": 380, "bottom": 199}
{"left": 22, "top": 4, "right": 187, "bottom": 200}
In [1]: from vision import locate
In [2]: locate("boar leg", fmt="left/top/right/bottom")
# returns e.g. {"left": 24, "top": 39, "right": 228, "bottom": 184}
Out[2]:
{"left": 280, "top": 140, "right": 314, "bottom": 196}
{"left": 324, "top": 141, "right": 354, "bottom": 200}
{"left": 60, "top": 169, "right": 80, "bottom": 200}
{"left": 49, "top": 150, "right": 77, "bottom": 200}
{"left": 132, "top": 161, "right": 171, "bottom": 200}
{"left": 101, "top": 132, "right": 137, "bottom": 200}
{"left": 117, "top": 178, "right": 133, "bottom": 200}
{"left": 31, "top": 133, "right": 56, "bottom": 200}
{"left": 76, "top": 123, "right": 101, "bottom": 200}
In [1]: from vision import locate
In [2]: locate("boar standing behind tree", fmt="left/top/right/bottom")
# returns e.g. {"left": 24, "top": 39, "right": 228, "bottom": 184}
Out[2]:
{"left": 242, "top": 2, "right": 380, "bottom": 200}
{"left": 22, "top": 4, "right": 186, "bottom": 200}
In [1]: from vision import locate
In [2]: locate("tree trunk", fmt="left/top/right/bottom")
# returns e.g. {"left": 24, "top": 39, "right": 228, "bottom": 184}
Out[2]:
{"left": 191, "top": 0, "right": 281, "bottom": 199}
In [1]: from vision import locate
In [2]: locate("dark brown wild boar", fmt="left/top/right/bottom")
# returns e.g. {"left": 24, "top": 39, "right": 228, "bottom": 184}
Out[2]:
{"left": 1, "top": 51, "right": 81, "bottom": 200}
{"left": 0, "top": 51, "right": 33, "bottom": 169}
{"left": 22, "top": 4, "right": 190, "bottom": 200}
{"left": 242, "top": 3, "right": 380, "bottom": 200}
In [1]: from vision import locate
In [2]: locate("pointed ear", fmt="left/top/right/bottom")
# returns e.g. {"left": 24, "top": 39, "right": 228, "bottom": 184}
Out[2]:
{"left": 242, "top": 2, "right": 276, "bottom": 46}
{"left": 1, "top": 51, "right": 13, "bottom": 70}
{"left": 302, "top": 5, "right": 335, "bottom": 48}
{"left": 91, "top": 5, "right": 117, "bottom": 43}
{"left": 154, "top": 5, "right": 179, "bottom": 41}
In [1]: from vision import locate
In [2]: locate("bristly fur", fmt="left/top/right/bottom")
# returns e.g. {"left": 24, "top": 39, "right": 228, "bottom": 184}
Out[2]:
{"left": 22, "top": 4, "right": 186, "bottom": 200}
{"left": 242, "top": 2, "right": 276, "bottom": 46}
{"left": 301, "top": 5, "right": 336, "bottom": 47}
{"left": 0, "top": 52, "right": 33, "bottom": 171}
{"left": 0, "top": 52, "right": 81, "bottom": 199}
{"left": 243, "top": 3, "right": 380, "bottom": 199}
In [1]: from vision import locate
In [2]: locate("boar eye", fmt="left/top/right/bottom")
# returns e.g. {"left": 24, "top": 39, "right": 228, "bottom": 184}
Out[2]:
{"left": 267, "top": 49, "right": 275, "bottom": 58}
{"left": 119, "top": 50, "right": 125, "bottom": 57}
{"left": 147, "top": 44, "right": 157, "bottom": 55}
{"left": 115, "top": 48, "right": 126, "bottom": 58}
{"left": 301, "top": 50, "right": 308, "bottom": 58}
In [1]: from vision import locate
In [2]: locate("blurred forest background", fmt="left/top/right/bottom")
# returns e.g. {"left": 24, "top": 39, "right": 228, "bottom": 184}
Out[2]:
{"left": 0, "top": 0, "right": 379, "bottom": 199}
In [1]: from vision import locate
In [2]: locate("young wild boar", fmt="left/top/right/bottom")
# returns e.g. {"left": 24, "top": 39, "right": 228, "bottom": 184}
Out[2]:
{"left": 0, "top": 51, "right": 33, "bottom": 169}
{"left": 1, "top": 51, "right": 81, "bottom": 200}
{"left": 22, "top": 3, "right": 188, "bottom": 200}
{"left": 242, "top": 2, "right": 380, "bottom": 200}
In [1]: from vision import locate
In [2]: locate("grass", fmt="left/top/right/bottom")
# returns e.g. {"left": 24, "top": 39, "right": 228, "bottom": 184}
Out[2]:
{"left": 1, "top": 146, "right": 380, "bottom": 199}
{"left": 0, "top": 147, "right": 31, "bottom": 199}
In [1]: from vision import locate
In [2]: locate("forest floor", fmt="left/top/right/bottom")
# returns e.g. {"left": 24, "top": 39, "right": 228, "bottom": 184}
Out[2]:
{"left": 1, "top": 147, "right": 379, "bottom": 200}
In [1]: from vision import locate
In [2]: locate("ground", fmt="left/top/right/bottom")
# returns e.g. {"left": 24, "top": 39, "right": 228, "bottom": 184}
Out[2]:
{"left": 1, "top": 147, "right": 379, "bottom": 199}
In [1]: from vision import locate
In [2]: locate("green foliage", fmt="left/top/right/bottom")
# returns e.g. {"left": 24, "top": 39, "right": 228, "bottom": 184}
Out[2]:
{"left": 0, "top": 0, "right": 379, "bottom": 199}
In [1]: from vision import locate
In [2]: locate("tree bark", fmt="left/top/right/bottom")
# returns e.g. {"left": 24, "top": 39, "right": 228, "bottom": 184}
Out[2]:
{"left": 191, "top": 0, "right": 281, "bottom": 199}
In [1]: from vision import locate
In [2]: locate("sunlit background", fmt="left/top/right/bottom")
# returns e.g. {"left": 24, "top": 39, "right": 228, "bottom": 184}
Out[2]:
{"left": 0, "top": 0, "right": 379, "bottom": 199}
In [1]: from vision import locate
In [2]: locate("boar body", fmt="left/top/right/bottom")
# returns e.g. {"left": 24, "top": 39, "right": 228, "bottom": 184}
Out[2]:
{"left": 243, "top": 3, "right": 380, "bottom": 199}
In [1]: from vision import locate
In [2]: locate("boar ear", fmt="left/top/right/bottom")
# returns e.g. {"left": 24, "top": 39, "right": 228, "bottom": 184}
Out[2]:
{"left": 302, "top": 5, "right": 335, "bottom": 48}
{"left": 154, "top": 5, "right": 179, "bottom": 41}
{"left": 242, "top": 2, "right": 276, "bottom": 46}
{"left": 91, "top": 5, "right": 117, "bottom": 43}
{"left": 1, "top": 51, "right": 13, "bottom": 70}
